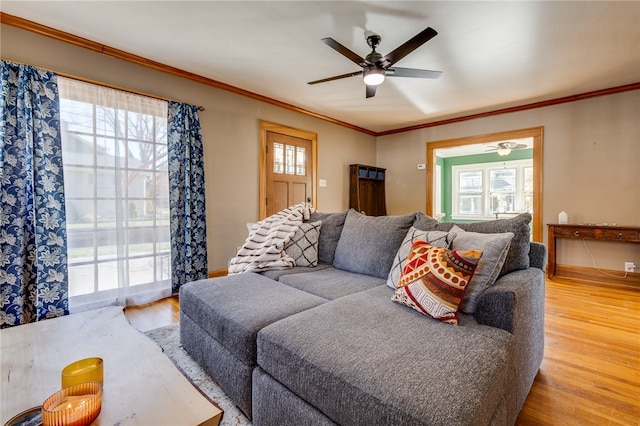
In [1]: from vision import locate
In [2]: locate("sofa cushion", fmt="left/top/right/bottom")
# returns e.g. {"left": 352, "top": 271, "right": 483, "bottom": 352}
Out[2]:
{"left": 258, "top": 263, "right": 332, "bottom": 280}
{"left": 333, "top": 209, "right": 416, "bottom": 279}
{"left": 449, "top": 226, "right": 514, "bottom": 314}
{"left": 414, "top": 212, "right": 532, "bottom": 276}
{"left": 257, "top": 285, "right": 514, "bottom": 426}
{"left": 392, "top": 240, "right": 483, "bottom": 325}
{"left": 386, "top": 227, "right": 457, "bottom": 289}
{"left": 284, "top": 221, "right": 322, "bottom": 267}
{"left": 179, "top": 273, "right": 326, "bottom": 365}
{"left": 308, "top": 211, "right": 347, "bottom": 265}
{"left": 278, "top": 266, "right": 385, "bottom": 300}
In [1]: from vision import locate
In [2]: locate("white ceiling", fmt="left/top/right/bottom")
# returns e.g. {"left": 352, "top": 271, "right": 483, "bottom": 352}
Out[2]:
{"left": 3, "top": 1, "right": 639, "bottom": 133}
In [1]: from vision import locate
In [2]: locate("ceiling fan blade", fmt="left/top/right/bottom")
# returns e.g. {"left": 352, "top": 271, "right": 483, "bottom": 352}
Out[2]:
{"left": 366, "top": 84, "right": 377, "bottom": 98}
{"left": 321, "top": 37, "right": 368, "bottom": 67}
{"left": 385, "top": 67, "right": 443, "bottom": 79}
{"left": 307, "top": 70, "right": 363, "bottom": 85}
{"left": 378, "top": 27, "right": 438, "bottom": 68}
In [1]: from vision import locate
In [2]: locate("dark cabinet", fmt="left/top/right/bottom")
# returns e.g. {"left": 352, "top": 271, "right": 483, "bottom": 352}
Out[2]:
{"left": 349, "top": 164, "right": 386, "bottom": 216}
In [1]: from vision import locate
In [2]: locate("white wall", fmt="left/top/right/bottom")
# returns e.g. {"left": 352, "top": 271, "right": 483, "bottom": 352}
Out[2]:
{"left": 377, "top": 90, "right": 640, "bottom": 272}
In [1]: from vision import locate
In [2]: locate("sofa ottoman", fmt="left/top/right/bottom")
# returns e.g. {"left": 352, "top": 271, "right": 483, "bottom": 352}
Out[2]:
{"left": 255, "top": 285, "right": 517, "bottom": 425}
{"left": 179, "top": 273, "right": 326, "bottom": 417}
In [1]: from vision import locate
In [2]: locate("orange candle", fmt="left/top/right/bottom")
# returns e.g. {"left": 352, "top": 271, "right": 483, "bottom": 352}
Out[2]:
{"left": 42, "top": 382, "right": 102, "bottom": 426}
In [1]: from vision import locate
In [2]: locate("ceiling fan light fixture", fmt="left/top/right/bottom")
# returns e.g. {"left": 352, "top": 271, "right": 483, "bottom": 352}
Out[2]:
{"left": 363, "top": 68, "right": 385, "bottom": 86}
{"left": 497, "top": 147, "right": 512, "bottom": 156}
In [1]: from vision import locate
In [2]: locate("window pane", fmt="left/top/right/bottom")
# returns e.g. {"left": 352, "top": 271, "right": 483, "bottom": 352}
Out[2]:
{"left": 96, "top": 106, "right": 117, "bottom": 137}
{"left": 285, "top": 144, "right": 295, "bottom": 175}
{"left": 524, "top": 167, "right": 533, "bottom": 193}
{"left": 459, "top": 195, "right": 482, "bottom": 214}
{"left": 459, "top": 171, "right": 482, "bottom": 193}
{"left": 296, "top": 147, "right": 306, "bottom": 176}
{"left": 60, "top": 99, "right": 94, "bottom": 134}
{"left": 129, "top": 256, "right": 155, "bottom": 286}
{"left": 127, "top": 112, "right": 156, "bottom": 142}
{"left": 524, "top": 194, "right": 533, "bottom": 213}
{"left": 490, "top": 193, "right": 515, "bottom": 213}
{"left": 68, "top": 264, "right": 94, "bottom": 297}
{"left": 97, "top": 261, "right": 119, "bottom": 291}
{"left": 156, "top": 253, "right": 171, "bottom": 281}
{"left": 64, "top": 165, "right": 94, "bottom": 198}
{"left": 273, "top": 142, "right": 284, "bottom": 174}
{"left": 96, "top": 229, "right": 117, "bottom": 258}
{"left": 490, "top": 169, "right": 515, "bottom": 192}
{"left": 62, "top": 134, "right": 94, "bottom": 166}
{"left": 128, "top": 141, "right": 156, "bottom": 168}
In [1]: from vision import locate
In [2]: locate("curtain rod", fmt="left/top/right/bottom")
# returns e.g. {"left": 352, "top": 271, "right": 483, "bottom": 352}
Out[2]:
{"left": 1, "top": 58, "right": 206, "bottom": 111}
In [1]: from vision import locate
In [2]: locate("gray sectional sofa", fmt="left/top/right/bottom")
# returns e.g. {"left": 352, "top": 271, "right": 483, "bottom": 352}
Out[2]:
{"left": 179, "top": 209, "right": 546, "bottom": 425}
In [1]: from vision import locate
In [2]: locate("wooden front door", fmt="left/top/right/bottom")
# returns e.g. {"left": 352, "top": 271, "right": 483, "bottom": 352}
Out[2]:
{"left": 265, "top": 131, "right": 313, "bottom": 217}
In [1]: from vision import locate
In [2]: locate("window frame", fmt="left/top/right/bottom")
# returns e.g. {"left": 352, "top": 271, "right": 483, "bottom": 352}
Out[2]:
{"left": 451, "top": 159, "right": 533, "bottom": 221}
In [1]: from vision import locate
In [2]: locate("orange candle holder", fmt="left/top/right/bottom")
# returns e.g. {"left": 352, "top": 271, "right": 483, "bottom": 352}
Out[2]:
{"left": 41, "top": 381, "right": 102, "bottom": 426}
{"left": 61, "top": 357, "right": 103, "bottom": 389}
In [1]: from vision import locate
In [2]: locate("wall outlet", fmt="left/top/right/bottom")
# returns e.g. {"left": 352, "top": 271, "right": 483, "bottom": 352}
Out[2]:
{"left": 624, "top": 262, "right": 637, "bottom": 273}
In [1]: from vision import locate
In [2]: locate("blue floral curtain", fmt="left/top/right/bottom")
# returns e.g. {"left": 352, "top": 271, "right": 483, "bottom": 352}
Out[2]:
{"left": 167, "top": 101, "right": 208, "bottom": 293}
{"left": 0, "top": 61, "right": 69, "bottom": 328}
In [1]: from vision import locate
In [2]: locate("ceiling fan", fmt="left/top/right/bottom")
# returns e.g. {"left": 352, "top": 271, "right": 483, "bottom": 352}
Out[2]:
{"left": 486, "top": 141, "right": 529, "bottom": 156}
{"left": 307, "top": 27, "right": 443, "bottom": 98}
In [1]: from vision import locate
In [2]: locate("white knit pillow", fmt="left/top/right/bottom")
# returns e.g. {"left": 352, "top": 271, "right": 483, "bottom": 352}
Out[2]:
{"left": 285, "top": 221, "right": 322, "bottom": 267}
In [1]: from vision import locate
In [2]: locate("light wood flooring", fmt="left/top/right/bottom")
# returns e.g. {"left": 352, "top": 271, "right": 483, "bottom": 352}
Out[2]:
{"left": 124, "top": 278, "right": 640, "bottom": 425}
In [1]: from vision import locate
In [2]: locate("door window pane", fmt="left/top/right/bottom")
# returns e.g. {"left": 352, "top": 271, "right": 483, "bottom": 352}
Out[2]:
{"left": 273, "top": 142, "right": 284, "bottom": 174}
{"left": 285, "top": 145, "right": 295, "bottom": 175}
{"left": 296, "top": 147, "right": 306, "bottom": 176}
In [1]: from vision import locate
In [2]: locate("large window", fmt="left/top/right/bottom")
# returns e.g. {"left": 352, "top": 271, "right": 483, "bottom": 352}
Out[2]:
{"left": 58, "top": 78, "right": 171, "bottom": 311}
{"left": 452, "top": 160, "right": 533, "bottom": 220}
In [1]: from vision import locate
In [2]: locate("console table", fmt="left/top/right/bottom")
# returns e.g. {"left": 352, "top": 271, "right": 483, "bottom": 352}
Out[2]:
{"left": 547, "top": 223, "right": 640, "bottom": 279}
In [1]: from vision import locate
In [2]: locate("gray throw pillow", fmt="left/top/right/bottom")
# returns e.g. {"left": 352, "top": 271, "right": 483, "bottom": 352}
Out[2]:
{"left": 454, "top": 213, "right": 531, "bottom": 276}
{"left": 307, "top": 211, "right": 347, "bottom": 265}
{"left": 333, "top": 209, "right": 416, "bottom": 279}
{"left": 284, "top": 221, "right": 322, "bottom": 267}
{"left": 413, "top": 211, "right": 444, "bottom": 231}
{"left": 413, "top": 212, "right": 532, "bottom": 276}
{"left": 386, "top": 227, "right": 457, "bottom": 289}
{"left": 449, "top": 225, "right": 514, "bottom": 314}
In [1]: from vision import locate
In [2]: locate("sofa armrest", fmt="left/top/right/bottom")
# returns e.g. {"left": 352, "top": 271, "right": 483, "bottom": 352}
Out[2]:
{"left": 474, "top": 267, "right": 546, "bottom": 413}
{"left": 528, "top": 242, "right": 547, "bottom": 271}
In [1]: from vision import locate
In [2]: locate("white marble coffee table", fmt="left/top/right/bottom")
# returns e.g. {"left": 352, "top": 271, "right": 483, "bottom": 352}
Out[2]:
{"left": 0, "top": 307, "right": 222, "bottom": 425}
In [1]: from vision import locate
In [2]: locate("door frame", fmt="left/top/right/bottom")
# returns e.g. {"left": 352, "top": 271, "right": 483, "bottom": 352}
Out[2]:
{"left": 259, "top": 120, "right": 318, "bottom": 219}
{"left": 426, "top": 126, "right": 544, "bottom": 242}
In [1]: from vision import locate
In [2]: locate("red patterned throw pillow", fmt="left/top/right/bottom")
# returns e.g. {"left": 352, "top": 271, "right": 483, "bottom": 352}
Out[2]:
{"left": 392, "top": 240, "right": 483, "bottom": 325}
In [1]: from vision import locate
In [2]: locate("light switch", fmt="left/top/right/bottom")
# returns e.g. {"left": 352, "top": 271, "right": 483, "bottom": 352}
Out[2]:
{"left": 417, "top": 164, "right": 426, "bottom": 170}
{"left": 319, "top": 179, "right": 327, "bottom": 187}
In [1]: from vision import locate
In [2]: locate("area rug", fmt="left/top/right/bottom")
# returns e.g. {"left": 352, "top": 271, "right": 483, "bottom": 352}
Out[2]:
{"left": 145, "top": 323, "right": 252, "bottom": 426}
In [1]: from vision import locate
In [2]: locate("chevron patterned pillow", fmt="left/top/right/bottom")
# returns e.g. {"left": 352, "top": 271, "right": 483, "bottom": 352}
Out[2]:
{"left": 392, "top": 240, "right": 483, "bottom": 325}
{"left": 285, "top": 221, "right": 322, "bottom": 267}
